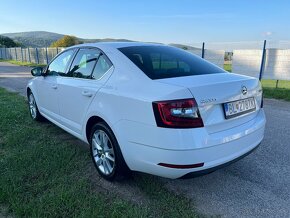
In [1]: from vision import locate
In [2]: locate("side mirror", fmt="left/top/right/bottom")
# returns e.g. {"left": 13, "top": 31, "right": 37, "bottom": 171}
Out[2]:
{"left": 31, "top": 67, "right": 43, "bottom": 77}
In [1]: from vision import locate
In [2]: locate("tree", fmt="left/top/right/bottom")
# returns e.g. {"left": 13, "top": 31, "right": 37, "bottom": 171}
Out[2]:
{"left": 0, "top": 36, "right": 20, "bottom": 47}
{"left": 50, "top": 35, "right": 81, "bottom": 47}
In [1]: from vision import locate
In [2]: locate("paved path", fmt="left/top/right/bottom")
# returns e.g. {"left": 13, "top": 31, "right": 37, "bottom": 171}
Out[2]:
{"left": 1, "top": 62, "right": 289, "bottom": 217}
{"left": 0, "top": 62, "right": 32, "bottom": 96}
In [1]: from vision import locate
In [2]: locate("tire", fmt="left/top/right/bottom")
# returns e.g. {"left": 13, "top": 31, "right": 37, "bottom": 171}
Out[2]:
{"left": 28, "top": 91, "right": 44, "bottom": 121}
{"left": 89, "top": 122, "right": 131, "bottom": 181}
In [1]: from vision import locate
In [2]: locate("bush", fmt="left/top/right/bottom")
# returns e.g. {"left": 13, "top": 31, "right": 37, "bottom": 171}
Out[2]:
{"left": 50, "top": 35, "right": 81, "bottom": 47}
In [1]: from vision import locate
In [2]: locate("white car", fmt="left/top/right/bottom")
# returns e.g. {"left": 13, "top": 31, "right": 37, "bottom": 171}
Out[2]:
{"left": 27, "top": 42, "right": 266, "bottom": 180}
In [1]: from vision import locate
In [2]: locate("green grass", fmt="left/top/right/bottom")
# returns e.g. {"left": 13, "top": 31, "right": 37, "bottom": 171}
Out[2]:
{"left": 262, "top": 87, "right": 290, "bottom": 101}
{"left": 262, "top": 80, "right": 290, "bottom": 101}
{"left": 0, "top": 88, "right": 200, "bottom": 218}
{"left": 261, "top": 79, "right": 290, "bottom": 89}
{"left": 0, "top": 59, "right": 46, "bottom": 67}
{"left": 224, "top": 64, "right": 232, "bottom": 72}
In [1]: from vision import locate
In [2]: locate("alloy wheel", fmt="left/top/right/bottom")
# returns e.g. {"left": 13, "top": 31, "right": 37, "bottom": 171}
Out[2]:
{"left": 91, "top": 130, "right": 115, "bottom": 175}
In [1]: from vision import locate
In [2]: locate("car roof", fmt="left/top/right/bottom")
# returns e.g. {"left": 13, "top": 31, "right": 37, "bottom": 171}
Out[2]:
{"left": 69, "top": 42, "right": 166, "bottom": 50}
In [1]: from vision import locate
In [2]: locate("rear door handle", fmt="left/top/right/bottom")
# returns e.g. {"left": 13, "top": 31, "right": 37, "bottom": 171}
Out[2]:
{"left": 51, "top": 84, "right": 57, "bottom": 89}
{"left": 82, "top": 90, "right": 93, "bottom": 97}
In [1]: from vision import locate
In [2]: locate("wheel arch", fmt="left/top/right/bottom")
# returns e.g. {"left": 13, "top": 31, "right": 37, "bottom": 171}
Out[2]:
{"left": 26, "top": 87, "right": 32, "bottom": 98}
{"left": 26, "top": 84, "right": 38, "bottom": 103}
{"left": 85, "top": 116, "right": 110, "bottom": 143}
{"left": 85, "top": 115, "right": 131, "bottom": 170}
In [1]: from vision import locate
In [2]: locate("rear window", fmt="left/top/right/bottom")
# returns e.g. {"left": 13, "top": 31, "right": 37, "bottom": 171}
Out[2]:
{"left": 118, "top": 46, "right": 225, "bottom": 80}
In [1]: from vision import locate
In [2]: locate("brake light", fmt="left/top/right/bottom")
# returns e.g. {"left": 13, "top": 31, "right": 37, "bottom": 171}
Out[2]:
{"left": 152, "top": 98, "right": 204, "bottom": 128}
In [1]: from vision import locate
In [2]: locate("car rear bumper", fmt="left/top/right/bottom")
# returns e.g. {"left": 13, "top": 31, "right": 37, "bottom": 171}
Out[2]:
{"left": 114, "top": 110, "right": 266, "bottom": 179}
{"left": 180, "top": 143, "right": 260, "bottom": 179}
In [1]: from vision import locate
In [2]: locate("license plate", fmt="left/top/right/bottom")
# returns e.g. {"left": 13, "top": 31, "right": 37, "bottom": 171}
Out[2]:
{"left": 223, "top": 97, "right": 256, "bottom": 119}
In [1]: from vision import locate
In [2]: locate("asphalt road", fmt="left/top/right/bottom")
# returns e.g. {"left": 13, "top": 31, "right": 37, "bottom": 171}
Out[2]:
{"left": 1, "top": 62, "right": 289, "bottom": 217}
{"left": 0, "top": 62, "right": 32, "bottom": 96}
{"left": 164, "top": 97, "right": 290, "bottom": 217}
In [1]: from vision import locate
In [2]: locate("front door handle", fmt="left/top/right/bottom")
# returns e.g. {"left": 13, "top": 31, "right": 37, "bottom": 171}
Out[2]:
{"left": 82, "top": 90, "right": 93, "bottom": 97}
{"left": 51, "top": 84, "right": 57, "bottom": 89}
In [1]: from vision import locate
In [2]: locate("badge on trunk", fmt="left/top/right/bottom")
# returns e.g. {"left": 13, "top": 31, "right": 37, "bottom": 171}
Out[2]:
{"left": 241, "top": 86, "right": 247, "bottom": 95}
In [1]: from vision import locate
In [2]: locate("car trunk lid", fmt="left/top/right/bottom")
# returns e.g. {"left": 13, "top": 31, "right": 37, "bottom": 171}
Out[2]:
{"left": 156, "top": 73, "right": 263, "bottom": 133}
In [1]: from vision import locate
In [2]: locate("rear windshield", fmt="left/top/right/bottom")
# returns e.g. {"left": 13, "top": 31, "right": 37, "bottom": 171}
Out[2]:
{"left": 118, "top": 46, "right": 225, "bottom": 80}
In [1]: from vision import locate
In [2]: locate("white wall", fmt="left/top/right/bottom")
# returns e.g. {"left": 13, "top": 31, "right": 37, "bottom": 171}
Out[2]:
{"left": 232, "top": 49, "right": 290, "bottom": 80}
{"left": 263, "top": 49, "right": 290, "bottom": 80}
{"left": 232, "top": 50, "right": 262, "bottom": 78}
{"left": 204, "top": 49, "right": 225, "bottom": 69}
{"left": 187, "top": 49, "right": 225, "bottom": 69}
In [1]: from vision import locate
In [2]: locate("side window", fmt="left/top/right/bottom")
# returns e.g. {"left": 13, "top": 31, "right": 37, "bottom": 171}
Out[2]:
{"left": 92, "top": 54, "right": 112, "bottom": 80}
{"left": 68, "top": 48, "right": 100, "bottom": 79}
{"left": 47, "top": 49, "right": 75, "bottom": 76}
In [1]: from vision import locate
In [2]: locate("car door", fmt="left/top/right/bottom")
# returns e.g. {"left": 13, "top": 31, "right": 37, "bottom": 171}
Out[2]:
{"left": 36, "top": 49, "right": 75, "bottom": 122}
{"left": 57, "top": 48, "right": 113, "bottom": 135}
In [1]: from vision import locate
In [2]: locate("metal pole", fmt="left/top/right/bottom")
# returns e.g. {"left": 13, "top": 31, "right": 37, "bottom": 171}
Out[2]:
{"left": 0, "top": 48, "right": 2, "bottom": 59}
{"left": 35, "top": 48, "right": 39, "bottom": 64}
{"left": 56, "top": 47, "right": 59, "bottom": 54}
{"left": 28, "top": 47, "right": 31, "bottom": 63}
{"left": 45, "top": 47, "right": 49, "bottom": 64}
{"left": 201, "top": 42, "right": 205, "bottom": 58}
{"left": 259, "top": 40, "right": 267, "bottom": 81}
{"left": 275, "top": 80, "right": 279, "bottom": 88}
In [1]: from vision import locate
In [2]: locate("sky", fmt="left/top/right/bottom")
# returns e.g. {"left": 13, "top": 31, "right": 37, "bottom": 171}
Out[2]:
{"left": 0, "top": 0, "right": 290, "bottom": 46}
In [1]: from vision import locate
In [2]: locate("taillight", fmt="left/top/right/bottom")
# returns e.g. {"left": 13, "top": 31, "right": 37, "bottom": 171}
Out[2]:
{"left": 152, "top": 98, "right": 204, "bottom": 128}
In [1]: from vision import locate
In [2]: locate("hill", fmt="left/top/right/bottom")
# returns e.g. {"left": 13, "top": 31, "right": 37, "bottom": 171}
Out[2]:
{"left": 1, "top": 31, "right": 133, "bottom": 47}
{"left": 2, "top": 31, "right": 64, "bottom": 47}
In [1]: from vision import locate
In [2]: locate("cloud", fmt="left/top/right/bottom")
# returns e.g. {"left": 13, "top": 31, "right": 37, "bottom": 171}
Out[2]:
{"left": 262, "top": 31, "right": 273, "bottom": 36}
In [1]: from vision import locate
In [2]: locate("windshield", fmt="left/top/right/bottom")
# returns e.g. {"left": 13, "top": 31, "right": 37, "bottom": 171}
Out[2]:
{"left": 118, "top": 45, "right": 226, "bottom": 80}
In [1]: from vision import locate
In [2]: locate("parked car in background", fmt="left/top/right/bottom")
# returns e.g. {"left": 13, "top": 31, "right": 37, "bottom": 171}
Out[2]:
{"left": 27, "top": 42, "right": 266, "bottom": 180}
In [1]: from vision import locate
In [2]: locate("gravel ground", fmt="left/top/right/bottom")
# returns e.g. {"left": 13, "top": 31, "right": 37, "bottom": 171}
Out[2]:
{"left": 1, "top": 62, "right": 289, "bottom": 217}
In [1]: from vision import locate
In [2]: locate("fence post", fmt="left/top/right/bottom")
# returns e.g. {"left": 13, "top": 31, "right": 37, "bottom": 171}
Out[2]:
{"left": 28, "top": 47, "right": 31, "bottom": 63}
{"left": 21, "top": 47, "right": 23, "bottom": 62}
{"left": 5, "top": 47, "right": 7, "bottom": 59}
{"left": 35, "top": 48, "right": 39, "bottom": 64}
{"left": 0, "top": 48, "right": 2, "bottom": 59}
{"left": 201, "top": 42, "right": 205, "bottom": 58}
{"left": 56, "top": 47, "right": 59, "bottom": 54}
{"left": 15, "top": 47, "right": 18, "bottom": 61}
{"left": 45, "top": 47, "right": 49, "bottom": 64}
{"left": 24, "top": 48, "right": 27, "bottom": 62}
{"left": 259, "top": 40, "right": 267, "bottom": 81}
